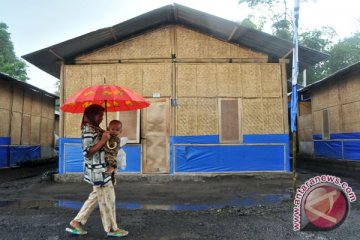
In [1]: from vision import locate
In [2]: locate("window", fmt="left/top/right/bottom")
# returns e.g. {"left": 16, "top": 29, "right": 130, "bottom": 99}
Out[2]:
{"left": 219, "top": 98, "right": 241, "bottom": 143}
{"left": 322, "top": 109, "right": 329, "bottom": 139}
{"left": 117, "top": 110, "right": 140, "bottom": 143}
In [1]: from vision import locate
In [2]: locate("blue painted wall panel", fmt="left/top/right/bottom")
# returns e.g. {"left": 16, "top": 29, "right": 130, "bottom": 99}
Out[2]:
{"left": 117, "top": 145, "right": 142, "bottom": 173}
{"left": 313, "top": 133, "right": 360, "bottom": 161}
{"left": 64, "top": 143, "right": 83, "bottom": 173}
{"left": 59, "top": 138, "right": 81, "bottom": 174}
{"left": 0, "top": 137, "right": 10, "bottom": 168}
{"left": 0, "top": 146, "right": 9, "bottom": 168}
{"left": 314, "top": 141, "right": 342, "bottom": 159}
{"left": 343, "top": 141, "right": 360, "bottom": 161}
{"left": 170, "top": 135, "right": 219, "bottom": 174}
{"left": 243, "top": 134, "right": 289, "bottom": 172}
{"left": 59, "top": 138, "right": 142, "bottom": 174}
{"left": 175, "top": 145, "right": 285, "bottom": 172}
{"left": 9, "top": 145, "right": 41, "bottom": 166}
{"left": 331, "top": 132, "right": 360, "bottom": 139}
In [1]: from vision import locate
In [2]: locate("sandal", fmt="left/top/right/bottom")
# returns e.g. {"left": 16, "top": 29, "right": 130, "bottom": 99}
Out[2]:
{"left": 65, "top": 226, "right": 88, "bottom": 235}
{"left": 107, "top": 229, "right": 129, "bottom": 238}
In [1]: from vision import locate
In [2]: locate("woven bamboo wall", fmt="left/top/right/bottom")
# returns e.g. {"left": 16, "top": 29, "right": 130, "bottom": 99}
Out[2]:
{"left": 142, "top": 64, "right": 172, "bottom": 97}
{"left": 327, "top": 82, "right": 340, "bottom": 107}
{"left": 12, "top": 87, "right": 23, "bottom": 112}
{"left": 342, "top": 101, "right": 360, "bottom": 132}
{"left": 63, "top": 25, "right": 285, "bottom": 138}
{"left": 216, "top": 65, "right": 242, "bottom": 97}
{"left": 242, "top": 98, "right": 263, "bottom": 134}
{"left": 260, "top": 64, "right": 282, "bottom": 97}
{"left": 76, "top": 27, "right": 172, "bottom": 62}
{"left": 40, "top": 118, "right": 51, "bottom": 146}
{"left": 64, "top": 65, "right": 92, "bottom": 137}
{"left": 263, "top": 98, "right": 283, "bottom": 133}
{"left": 197, "top": 98, "right": 218, "bottom": 135}
{"left": 0, "top": 108, "right": 10, "bottom": 138}
{"left": 310, "top": 72, "right": 360, "bottom": 134}
{"left": 0, "top": 79, "right": 55, "bottom": 146}
{"left": 298, "top": 114, "right": 313, "bottom": 141}
{"left": 176, "top": 98, "right": 217, "bottom": 136}
{"left": 63, "top": 63, "right": 172, "bottom": 137}
{"left": 312, "top": 86, "right": 329, "bottom": 112}
{"left": 41, "top": 98, "right": 55, "bottom": 145}
{"left": 30, "top": 116, "right": 41, "bottom": 144}
{"left": 175, "top": 63, "right": 283, "bottom": 135}
{"left": 328, "top": 106, "right": 340, "bottom": 133}
{"left": 11, "top": 112, "right": 22, "bottom": 144}
{"left": 241, "top": 65, "right": 261, "bottom": 98}
{"left": 339, "top": 73, "right": 360, "bottom": 104}
{"left": 0, "top": 79, "right": 11, "bottom": 136}
{"left": 176, "top": 26, "right": 268, "bottom": 59}
{"left": 299, "top": 102, "right": 311, "bottom": 116}
{"left": 23, "top": 90, "right": 32, "bottom": 114}
{"left": 313, "top": 110, "right": 322, "bottom": 134}
{"left": 117, "top": 64, "right": 143, "bottom": 94}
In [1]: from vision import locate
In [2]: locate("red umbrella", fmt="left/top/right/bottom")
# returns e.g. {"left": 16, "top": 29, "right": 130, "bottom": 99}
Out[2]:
{"left": 60, "top": 84, "right": 150, "bottom": 125}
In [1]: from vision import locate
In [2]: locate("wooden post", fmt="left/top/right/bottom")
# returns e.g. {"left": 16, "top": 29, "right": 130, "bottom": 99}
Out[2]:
{"left": 292, "top": 131, "right": 297, "bottom": 199}
{"left": 59, "top": 63, "right": 65, "bottom": 138}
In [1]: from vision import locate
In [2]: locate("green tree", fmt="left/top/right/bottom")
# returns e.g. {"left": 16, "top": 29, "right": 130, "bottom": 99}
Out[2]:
{"left": 326, "top": 32, "right": 360, "bottom": 74}
{"left": 239, "top": 0, "right": 305, "bottom": 40}
{"left": 0, "top": 22, "right": 28, "bottom": 81}
{"left": 241, "top": 15, "right": 266, "bottom": 30}
{"left": 298, "top": 27, "right": 336, "bottom": 84}
{"left": 238, "top": 0, "right": 360, "bottom": 85}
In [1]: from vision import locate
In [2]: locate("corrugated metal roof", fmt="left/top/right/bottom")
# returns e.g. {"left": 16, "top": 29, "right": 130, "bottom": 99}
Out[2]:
{"left": 22, "top": 3, "right": 328, "bottom": 79}
{"left": 299, "top": 61, "right": 360, "bottom": 93}
{"left": 0, "top": 72, "right": 59, "bottom": 99}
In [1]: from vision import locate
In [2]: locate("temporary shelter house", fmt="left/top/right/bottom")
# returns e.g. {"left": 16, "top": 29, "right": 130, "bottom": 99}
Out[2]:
{"left": 0, "top": 72, "right": 58, "bottom": 167}
{"left": 22, "top": 4, "right": 328, "bottom": 175}
{"left": 298, "top": 62, "right": 360, "bottom": 161}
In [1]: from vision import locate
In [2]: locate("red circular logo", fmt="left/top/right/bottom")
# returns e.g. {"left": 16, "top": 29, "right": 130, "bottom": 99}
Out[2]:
{"left": 303, "top": 184, "right": 348, "bottom": 230}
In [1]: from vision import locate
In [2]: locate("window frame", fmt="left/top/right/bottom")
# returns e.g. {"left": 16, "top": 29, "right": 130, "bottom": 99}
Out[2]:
{"left": 218, "top": 98, "right": 242, "bottom": 144}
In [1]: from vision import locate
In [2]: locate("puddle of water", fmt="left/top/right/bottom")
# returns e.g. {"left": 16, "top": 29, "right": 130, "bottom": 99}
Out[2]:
{"left": 0, "top": 193, "right": 290, "bottom": 211}
{"left": 0, "top": 199, "right": 56, "bottom": 208}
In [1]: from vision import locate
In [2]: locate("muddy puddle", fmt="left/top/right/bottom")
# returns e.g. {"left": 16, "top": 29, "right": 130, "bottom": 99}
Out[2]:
{"left": 0, "top": 193, "right": 291, "bottom": 211}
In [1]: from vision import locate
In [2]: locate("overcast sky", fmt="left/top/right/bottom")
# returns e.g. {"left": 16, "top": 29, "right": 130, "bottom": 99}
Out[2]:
{"left": 1, "top": 0, "right": 359, "bottom": 93}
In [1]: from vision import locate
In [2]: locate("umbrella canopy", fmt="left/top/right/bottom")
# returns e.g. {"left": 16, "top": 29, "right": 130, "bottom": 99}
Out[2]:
{"left": 60, "top": 84, "right": 150, "bottom": 113}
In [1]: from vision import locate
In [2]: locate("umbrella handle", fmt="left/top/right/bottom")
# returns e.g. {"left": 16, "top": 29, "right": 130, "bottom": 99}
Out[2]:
{"left": 103, "top": 78, "right": 107, "bottom": 127}
{"left": 105, "top": 100, "right": 108, "bottom": 127}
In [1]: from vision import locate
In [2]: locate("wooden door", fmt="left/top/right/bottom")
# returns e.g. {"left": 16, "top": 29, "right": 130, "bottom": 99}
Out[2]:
{"left": 142, "top": 98, "right": 170, "bottom": 173}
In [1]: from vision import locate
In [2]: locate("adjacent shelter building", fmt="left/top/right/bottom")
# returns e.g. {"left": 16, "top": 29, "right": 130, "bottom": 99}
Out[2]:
{"left": 0, "top": 72, "right": 59, "bottom": 167}
{"left": 298, "top": 61, "right": 360, "bottom": 162}
{"left": 22, "top": 4, "right": 328, "bottom": 175}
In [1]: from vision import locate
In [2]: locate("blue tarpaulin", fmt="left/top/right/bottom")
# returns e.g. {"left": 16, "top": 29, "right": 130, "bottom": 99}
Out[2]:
{"left": 59, "top": 138, "right": 142, "bottom": 174}
{"left": 59, "top": 138, "right": 81, "bottom": 174}
{"left": 0, "top": 137, "right": 10, "bottom": 168}
{"left": 117, "top": 145, "right": 142, "bottom": 173}
{"left": 9, "top": 145, "right": 41, "bottom": 166}
{"left": 243, "top": 134, "right": 290, "bottom": 172}
{"left": 170, "top": 135, "right": 219, "bottom": 174}
{"left": 314, "top": 141, "right": 343, "bottom": 160}
{"left": 59, "top": 134, "right": 289, "bottom": 174}
{"left": 174, "top": 144, "right": 286, "bottom": 172}
{"left": 313, "top": 132, "right": 360, "bottom": 161}
{"left": 172, "top": 134, "right": 288, "bottom": 173}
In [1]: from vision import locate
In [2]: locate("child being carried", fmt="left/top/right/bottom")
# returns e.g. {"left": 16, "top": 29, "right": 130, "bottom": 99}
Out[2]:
{"left": 103, "top": 120, "right": 122, "bottom": 185}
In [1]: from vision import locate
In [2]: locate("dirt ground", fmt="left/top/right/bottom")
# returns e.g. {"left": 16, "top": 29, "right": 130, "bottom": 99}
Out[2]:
{"left": 0, "top": 161, "right": 359, "bottom": 240}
